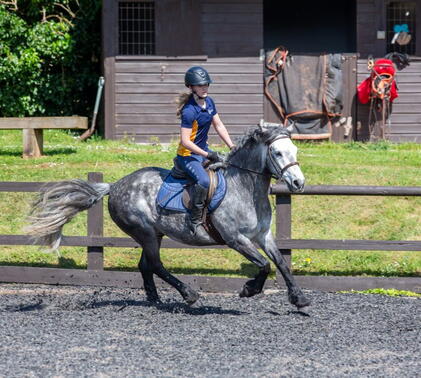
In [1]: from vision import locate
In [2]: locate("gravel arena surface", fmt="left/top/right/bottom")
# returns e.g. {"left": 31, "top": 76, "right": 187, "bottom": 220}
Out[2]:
{"left": 0, "top": 284, "right": 420, "bottom": 377}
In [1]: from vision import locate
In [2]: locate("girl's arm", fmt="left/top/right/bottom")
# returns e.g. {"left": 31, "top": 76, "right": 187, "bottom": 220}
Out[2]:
{"left": 212, "top": 114, "right": 235, "bottom": 149}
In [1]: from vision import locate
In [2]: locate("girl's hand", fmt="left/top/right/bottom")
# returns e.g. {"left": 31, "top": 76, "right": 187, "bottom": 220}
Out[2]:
{"left": 207, "top": 151, "right": 225, "bottom": 163}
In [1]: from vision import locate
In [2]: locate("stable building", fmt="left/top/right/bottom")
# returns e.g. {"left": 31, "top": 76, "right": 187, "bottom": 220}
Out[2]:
{"left": 102, "top": 0, "right": 421, "bottom": 143}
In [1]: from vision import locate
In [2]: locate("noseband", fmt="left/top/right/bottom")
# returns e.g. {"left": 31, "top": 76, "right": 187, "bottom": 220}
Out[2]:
{"left": 267, "top": 136, "right": 300, "bottom": 179}
{"left": 226, "top": 135, "right": 299, "bottom": 179}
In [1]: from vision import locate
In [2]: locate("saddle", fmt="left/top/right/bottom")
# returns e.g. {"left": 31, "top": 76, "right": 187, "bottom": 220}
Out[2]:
{"left": 156, "top": 158, "right": 227, "bottom": 244}
{"left": 170, "top": 158, "right": 219, "bottom": 209}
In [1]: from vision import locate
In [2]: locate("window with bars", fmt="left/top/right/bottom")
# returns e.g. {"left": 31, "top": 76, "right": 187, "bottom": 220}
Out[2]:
{"left": 386, "top": 1, "right": 416, "bottom": 55}
{"left": 118, "top": 1, "right": 155, "bottom": 55}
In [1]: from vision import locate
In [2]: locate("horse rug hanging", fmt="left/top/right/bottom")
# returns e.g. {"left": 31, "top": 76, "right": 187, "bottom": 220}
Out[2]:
{"left": 264, "top": 47, "right": 344, "bottom": 139}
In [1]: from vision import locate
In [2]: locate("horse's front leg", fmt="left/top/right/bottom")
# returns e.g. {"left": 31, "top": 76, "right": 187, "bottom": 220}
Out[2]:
{"left": 226, "top": 234, "right": 271, "bottom": 298}
{"left": 256, "top": 230, "right": 311, "bottom": 309}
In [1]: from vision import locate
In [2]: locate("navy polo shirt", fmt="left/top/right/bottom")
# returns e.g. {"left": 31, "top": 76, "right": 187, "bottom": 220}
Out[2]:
{"left": 177, "top": 96, "right": 217, "bottom": 156}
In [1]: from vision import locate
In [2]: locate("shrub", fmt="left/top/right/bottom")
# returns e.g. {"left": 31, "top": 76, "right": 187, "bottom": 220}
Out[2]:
{"left": 0, "top": 1, "right": 101, "bottom": 118}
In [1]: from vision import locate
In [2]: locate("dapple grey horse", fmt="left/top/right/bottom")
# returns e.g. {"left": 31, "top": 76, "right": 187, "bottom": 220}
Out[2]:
{"left": 26, "top": 126, "right": 311, "bottom": 309}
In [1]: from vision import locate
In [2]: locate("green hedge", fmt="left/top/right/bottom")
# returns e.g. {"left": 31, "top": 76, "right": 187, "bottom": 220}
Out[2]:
{"left": 0, "top": 1, "right": 101, "bottom": 118}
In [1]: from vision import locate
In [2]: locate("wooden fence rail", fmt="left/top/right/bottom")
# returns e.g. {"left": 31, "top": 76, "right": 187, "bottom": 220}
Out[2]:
{"left": 0, "top": 172, "right": 420, "bottom": 293}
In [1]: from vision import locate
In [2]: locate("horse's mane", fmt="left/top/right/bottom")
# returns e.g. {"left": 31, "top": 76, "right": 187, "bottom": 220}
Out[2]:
{"left": 227, "top": 125, "right": 291, "bottom": 160}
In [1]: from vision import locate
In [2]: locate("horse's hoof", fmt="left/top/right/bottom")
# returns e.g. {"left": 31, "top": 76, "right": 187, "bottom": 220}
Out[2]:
{"left": 295, "top": 296, "right": 311, "bottom": 309}
{"left": 239, "top": 287, "right": 247, "bottom": 298}
{"left": 239, "top": 286, "right": 249, "bottom": 298}
{"left": 239, "top": 284, "right": 261, "bottom": 298}
{"left": 289, "top": 291, "right": 311, "bottom": 309}
{"left": 183, "top": 289, "right": 199, "bottom": 305}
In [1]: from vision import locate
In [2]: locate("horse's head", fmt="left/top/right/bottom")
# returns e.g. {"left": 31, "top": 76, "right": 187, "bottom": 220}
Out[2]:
{"left": 264, "top": 129, "right": 305, "bottom": 192}
{"left": 227, "top": 125, "right": 305, "bottom": 192}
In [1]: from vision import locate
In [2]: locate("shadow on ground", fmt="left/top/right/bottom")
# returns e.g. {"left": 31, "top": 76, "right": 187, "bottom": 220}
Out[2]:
{"left": 3, "top": 298, "right": 246, "bottom": 316}
{"left": 0, "top": 148, "right": 77, "bottom": 157}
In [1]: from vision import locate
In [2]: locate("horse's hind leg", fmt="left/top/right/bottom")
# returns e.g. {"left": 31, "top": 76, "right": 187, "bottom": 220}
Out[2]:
{"left": 134, "top": 229, "right": 199, "bottom": 305}
{"left": 227, "top": 235, "right": 271, "bottom": 298}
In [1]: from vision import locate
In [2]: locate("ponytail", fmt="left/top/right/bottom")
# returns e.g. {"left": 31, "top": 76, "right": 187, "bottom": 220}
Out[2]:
{"left": 176, "top": 92, "right": 192, "bottom": 118}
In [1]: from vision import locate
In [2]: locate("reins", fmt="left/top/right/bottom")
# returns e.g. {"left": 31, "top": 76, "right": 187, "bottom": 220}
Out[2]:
{"left": 225, "top": 135, "right": 299, "bottom": 179}
{"left": 225, "top": 162, "right": 268, "bottom": 177}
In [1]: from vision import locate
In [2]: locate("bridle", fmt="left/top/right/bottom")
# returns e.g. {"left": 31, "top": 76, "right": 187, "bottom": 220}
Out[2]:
{"left": 226, "top": 135, "right": 300, "bottom": 179}
{"left": 267, "top": 136, "right": 300, "bottom": 179}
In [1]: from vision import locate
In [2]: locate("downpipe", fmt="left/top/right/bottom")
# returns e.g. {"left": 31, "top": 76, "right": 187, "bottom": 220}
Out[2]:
{"left": 80, "top": 77, "right": 105, "bottom": 141}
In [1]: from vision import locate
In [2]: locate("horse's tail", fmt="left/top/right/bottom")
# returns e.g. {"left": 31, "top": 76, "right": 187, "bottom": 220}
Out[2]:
{"left": 24, "top": 179, "right": 111, "bottom": 251}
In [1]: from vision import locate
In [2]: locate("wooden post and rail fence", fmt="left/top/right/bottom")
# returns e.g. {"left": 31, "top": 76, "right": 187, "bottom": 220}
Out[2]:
{"left": 0, "top": 172, "right": 420, "bottom": 293}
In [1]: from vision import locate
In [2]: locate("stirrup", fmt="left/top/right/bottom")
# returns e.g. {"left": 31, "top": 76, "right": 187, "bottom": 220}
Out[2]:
{"left": 189, "top": 219, "right": 205, "bottom": 235}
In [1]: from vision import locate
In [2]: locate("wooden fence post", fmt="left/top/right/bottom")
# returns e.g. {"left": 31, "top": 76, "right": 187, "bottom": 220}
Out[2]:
{"left": 276, "top": 194, "right": 292, "bottom": 269}
{"left": 23, "top": 129, "right": 43, "bottom": 158}
{"left": 87, "top": 172, "right": 104, "bottom": 270}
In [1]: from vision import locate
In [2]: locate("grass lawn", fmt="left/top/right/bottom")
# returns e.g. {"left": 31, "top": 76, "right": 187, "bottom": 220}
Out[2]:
{"left": 0, "top": 129, "right": 420, "bottom": 278}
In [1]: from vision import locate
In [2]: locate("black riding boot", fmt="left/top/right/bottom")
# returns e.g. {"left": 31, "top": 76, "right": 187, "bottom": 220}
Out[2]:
{"left": 189, "top": 183, "right": 208, "bottom": 234}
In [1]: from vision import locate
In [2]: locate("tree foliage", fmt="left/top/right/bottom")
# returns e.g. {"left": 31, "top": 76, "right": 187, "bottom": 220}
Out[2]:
{"left": 0, "top": 1, "right": 101, "bottom": 117}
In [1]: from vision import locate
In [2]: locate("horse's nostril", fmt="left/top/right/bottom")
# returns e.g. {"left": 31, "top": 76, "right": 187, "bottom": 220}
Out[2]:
{"left": 293, "top": 179, "right": 300, "bottom": 188}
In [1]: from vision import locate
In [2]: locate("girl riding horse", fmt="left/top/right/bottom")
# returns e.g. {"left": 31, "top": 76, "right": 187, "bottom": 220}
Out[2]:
{"left": 176, "top": 66, "right": 235, "bottom": 233}
{"left": 26, "top": 124, "right": 310, "bottom": 309}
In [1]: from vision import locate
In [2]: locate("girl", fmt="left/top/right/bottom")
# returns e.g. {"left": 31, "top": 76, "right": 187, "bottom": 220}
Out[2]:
{"left": 176, "top": 66, "right": 235, "bottom": 233}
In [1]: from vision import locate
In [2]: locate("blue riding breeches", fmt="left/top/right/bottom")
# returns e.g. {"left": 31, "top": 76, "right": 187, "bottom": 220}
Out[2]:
{"left": 176, "top": 154, "right": 210, "bottom": 188}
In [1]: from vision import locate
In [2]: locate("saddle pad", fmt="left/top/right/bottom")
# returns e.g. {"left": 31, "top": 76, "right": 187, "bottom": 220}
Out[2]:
{"left": 156, "top": 170, "right": 226, "bottom": 213}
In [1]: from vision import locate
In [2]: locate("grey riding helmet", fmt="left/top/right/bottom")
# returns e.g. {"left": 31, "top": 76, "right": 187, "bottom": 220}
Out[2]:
{"left": 184, "top": 66, "right": 212, "bottom": 87}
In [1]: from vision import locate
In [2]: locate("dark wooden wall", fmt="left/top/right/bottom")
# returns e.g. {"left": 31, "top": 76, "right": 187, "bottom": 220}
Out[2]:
{"left": 356, "top": 0, "right": 421, "bottom": 141}
{"left": 113, "top": 56, "right": 263, "bottom": 142}
{"left": 201, "top": 0, "right": 263, "bottom": 57}
{"left": 155, "top": 0, "right": 202, "bottom": 56}
{"left": 103, "top": 0, "right": 421, "bottom": 143}
{"left": 357, "top": 0, "right": 385, "bottom": 58}
{"left": 103, "top": 0, "right": 264, "bottom": 142}
{"left": 357, "top": 0, "right": 421, "bottom": 58}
